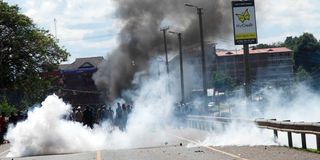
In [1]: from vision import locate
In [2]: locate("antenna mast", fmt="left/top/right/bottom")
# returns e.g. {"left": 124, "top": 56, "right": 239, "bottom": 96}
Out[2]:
{"left": 54, "top": 18, "right": 58, "bottom": 41}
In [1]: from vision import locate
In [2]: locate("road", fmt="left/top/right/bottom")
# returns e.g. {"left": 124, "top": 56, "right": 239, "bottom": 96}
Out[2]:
{"left": 0, "top": 128, "right": 319, "bottom": 160}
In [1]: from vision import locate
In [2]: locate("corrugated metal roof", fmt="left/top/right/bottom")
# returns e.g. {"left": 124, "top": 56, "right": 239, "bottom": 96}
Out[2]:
{"left": 59, "top": 56, "right": 104, "bottom": 70}
{"left": 216, "top": 47, "right": 292, "bottom": 57}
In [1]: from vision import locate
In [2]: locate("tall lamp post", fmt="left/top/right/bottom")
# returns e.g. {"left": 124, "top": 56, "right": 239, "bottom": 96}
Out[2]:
{"left": 185, "top": 3, "right": 208, "bottom": 111}
{"left": 169, "top": 31, "right": 185, "bottom": 104}
{"left": 160, "top": 27, "right": 170, "bottom": 75}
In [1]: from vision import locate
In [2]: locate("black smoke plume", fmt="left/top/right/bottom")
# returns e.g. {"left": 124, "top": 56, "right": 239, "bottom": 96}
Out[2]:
{"left": 94, "top": 0, "right": 232, "bottom": 100}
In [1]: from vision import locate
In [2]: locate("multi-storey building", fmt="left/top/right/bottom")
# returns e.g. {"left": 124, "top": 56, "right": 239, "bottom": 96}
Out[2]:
{"left": 215, "top": 47, "right": 294, "bottom": 89}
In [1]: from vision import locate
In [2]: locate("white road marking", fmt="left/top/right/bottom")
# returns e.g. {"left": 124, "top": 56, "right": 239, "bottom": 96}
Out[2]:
{"left": 0, "top": 149, "right": 9, "bottom": 157}
{"left": 96, "top": 150, "right": 102, "bottom": 160}
{"left": 168, "top": 133, "right": 250, "bottom": 160}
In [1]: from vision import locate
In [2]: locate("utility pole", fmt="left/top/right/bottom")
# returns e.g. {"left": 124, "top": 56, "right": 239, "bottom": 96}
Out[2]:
{"left": 243, "top": 44, "right": 251, "bottom": 97}
{"left": 178, "top": 33, "right": 185, "bottom": 104}
{"left": 169, "top": 31, "right": 185, "bottom": 104}
{"left": 197, "top": 7, "right": 208, "bottom": 110}
{"left": 160, "top": 27, "right": 170, "bottom": 75}
{"left": 185, "top": 3, "right": 208, "bottom": 111}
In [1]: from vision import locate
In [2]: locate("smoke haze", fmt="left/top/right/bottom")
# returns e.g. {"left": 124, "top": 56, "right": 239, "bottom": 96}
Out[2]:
{"left": 6, "top": 62, "right": 177, "bottom": 157}
{"left": 93, "top": 0, "right": 232, "bottom": 99}
{"left": 201, "top": 84, "right": 320, "bottom": 149}
{"left": 6, "top": 0, "right": 320, "bottom": 157}
{"left": 5, "top": 59, "right": 320, "bottom": 157}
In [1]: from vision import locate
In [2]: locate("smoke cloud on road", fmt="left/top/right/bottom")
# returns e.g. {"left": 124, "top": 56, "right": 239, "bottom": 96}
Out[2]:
{"left": 6, "top": 0, "right": 320, "bottom": 157}
{"left": 6, "top": 62, "right": 178, "bottom": 157}
{"left": 6, "top": 61, "right": 320, "bottom": 157}
{"left": 93, "top": 0, "right": 232, "bottom": 99}
{"left": 201, "top": 84, "right": 320, "bottom": 149}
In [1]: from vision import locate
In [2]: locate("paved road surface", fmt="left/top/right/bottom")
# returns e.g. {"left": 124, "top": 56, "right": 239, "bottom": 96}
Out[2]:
{"left": 0, "top": 128, "right": 319, "bottom": 160}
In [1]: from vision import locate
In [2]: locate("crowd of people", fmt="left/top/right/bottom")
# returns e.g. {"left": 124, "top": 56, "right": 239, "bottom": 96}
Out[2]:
{"left": 0, "top": 102, "right": 133, "bottom": 144}
{"left": 70, "top": 102, "right": 133, "bottom": 130}
{"left": 0, "top": 111, "right": 25, "bottom": 144}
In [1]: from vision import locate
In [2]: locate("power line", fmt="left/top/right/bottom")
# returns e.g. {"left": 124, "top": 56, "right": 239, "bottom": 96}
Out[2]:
{"left": 61, "top": 33, "right": 120, "bottom": 42}
{"left": 59, "top": 88, "right": 101, "bottom": 94}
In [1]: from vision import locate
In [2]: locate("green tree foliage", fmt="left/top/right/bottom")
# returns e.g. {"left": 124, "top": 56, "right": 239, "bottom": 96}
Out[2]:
{"left": 284, "top": 33, "right": 320, "bottom": 72}
{"left": 0, "top": 99, "right": 16, "bottom": 115}
{"left": 0, "top": 2, "right": 69, "bottom": 107}
{"left": 295, "top": 66, "right": 312, "bottom": 84}
{"left": 254, "top": 42, "right": 284, "bottom": 49}
{"left": 257, "top": 33, "right": 320, "bottom": 87}
{"left": 212, "top": 71, "right": 236, "bottom": 92}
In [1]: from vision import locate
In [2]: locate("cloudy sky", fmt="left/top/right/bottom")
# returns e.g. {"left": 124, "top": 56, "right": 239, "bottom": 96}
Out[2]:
{"left": 4, "top": 0, "right": 320, "bottom": 63}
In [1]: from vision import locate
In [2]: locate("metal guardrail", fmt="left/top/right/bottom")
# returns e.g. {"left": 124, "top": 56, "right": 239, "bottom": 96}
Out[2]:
{"left": 186, "top": 115, "right": 320, "bottom": 151}
{"left": 255, "top": 119, "right": 320, "bottom": 150}
{"left": 186, "top": 115, "right": 254, "bottom": 133}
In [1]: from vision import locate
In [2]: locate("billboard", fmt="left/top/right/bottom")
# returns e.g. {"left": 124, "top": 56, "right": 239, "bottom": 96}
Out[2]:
{"left": 232, "top": 1, "right": 257, "bottom": 45}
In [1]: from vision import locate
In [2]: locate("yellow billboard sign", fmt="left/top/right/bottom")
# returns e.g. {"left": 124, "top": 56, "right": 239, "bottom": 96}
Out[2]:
{"left": 232, "top": 1, "right": 258, "bottom": 45}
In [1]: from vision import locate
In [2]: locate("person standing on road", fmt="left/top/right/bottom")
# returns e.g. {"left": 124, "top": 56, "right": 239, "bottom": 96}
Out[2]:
{"left": 127, "top": 104, "right": 132, "bottom": 114}
{"left": 115, "top": 103, "right": 123, "bottom": 130}
{"left": 106, "top": 107, "right": 114, "bottom": 122}
{"left": 0, "top": 113, "right": 7, "bottom": 144}
{"left": 122, "top": 104, "right": 128, "bottom": 130}
{"left": 82, "top": 107, "right": 94, "bottom": 128}
{"left": 95, "top": 107, "right": 102, "bottom": 124}
{"left": 8, "top": 112, "right": 17, "bottom": 125}
{"left": 75, "top": 106, "right": 83, "bottom": 123}
{"left": 99, "top": 106, "right": 107, "bottom": 122}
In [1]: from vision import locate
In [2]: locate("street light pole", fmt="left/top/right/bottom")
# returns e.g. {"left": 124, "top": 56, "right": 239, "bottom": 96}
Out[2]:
{"left": 185, "top": 3, "right": 208, "bottom": 111}
{"left": 160, "top": 27, "right": 170, "bottom": 74}
{"left": 243, "top": 44, "right": 251, "bottom": 97}
{"left": 169, "top": 31, "right": 185, "bottom": 104}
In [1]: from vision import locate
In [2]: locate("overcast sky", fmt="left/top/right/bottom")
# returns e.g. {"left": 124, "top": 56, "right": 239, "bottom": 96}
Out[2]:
{"left": 4, "top": 0, "right": 320, "bottom": 63}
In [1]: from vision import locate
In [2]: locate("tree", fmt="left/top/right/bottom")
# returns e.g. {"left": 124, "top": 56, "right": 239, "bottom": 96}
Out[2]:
{"left": 0, "top": 2, "right": 69, "bottom": 107}
{"left": 212, "top": 71, "right": 236, "bottom": 92}
{"left": 284, "top": 36, "right": 298, "bottom": 50}
{"left": 284, "top": 33, "right": 320, "bottom": 72}
{"left": 295, "top": 66, "right": 312, "bottom": 84}
{"left": 254, "top": 42, "right": 284, "bottom": 49}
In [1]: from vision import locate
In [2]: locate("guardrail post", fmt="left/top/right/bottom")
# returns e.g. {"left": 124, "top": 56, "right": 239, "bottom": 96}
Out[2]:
{"left": 270, "top": 119, "right": 278, "bottom": 142}
{"left": 211, "top": 122, "right": 214, "bottom": 130}
{"left": 202, "top": 122, "right": 205, "bottom": 130}
{"left": 284, "top": 120, "right": 293, "bottom": 148}
{"left": 301, "top": 133, "right": 307, "bottom": 149}
{"left": 317, "top": 134, "right": 320, "bottom": 151}
{"left": 273, "top": 130, "right": 278, "bottom": 142}
{"left": 288, "top": 131, "right": 293, "bottom": 148}
{"left": 192, "top": 120, "right": 194, "bottom": 128}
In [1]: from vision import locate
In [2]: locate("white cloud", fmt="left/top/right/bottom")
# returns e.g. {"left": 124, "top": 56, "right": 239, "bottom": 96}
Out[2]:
{"left": 256, "top": 0, "right": 320, "bottom": 40}
{"left": 217, "top": 0, "right": 320, "bottom": 49}
{"left": 5, "top": 0, "right": 320, "bottom": 57}
{"left": 4, "top": 0, "right": 119, "bottom": 63}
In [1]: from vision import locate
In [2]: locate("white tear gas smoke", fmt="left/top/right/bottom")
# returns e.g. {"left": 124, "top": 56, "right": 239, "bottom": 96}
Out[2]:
{"left": 201, "top": 84, "right": 320, "bottom": 149}
{"left": 5, "top": 60, "right": 178, "bottom": 157}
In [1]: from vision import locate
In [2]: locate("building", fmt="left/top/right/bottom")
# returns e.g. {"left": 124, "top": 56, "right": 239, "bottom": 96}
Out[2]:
{"left": 168, "top": 43, "right": 217, "bottom": 99}
{"left": 57, "top": 57, "right": 104, "bottom": 107}
{"left": 215, "top": 47, "right": 294, "bottom": 89}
